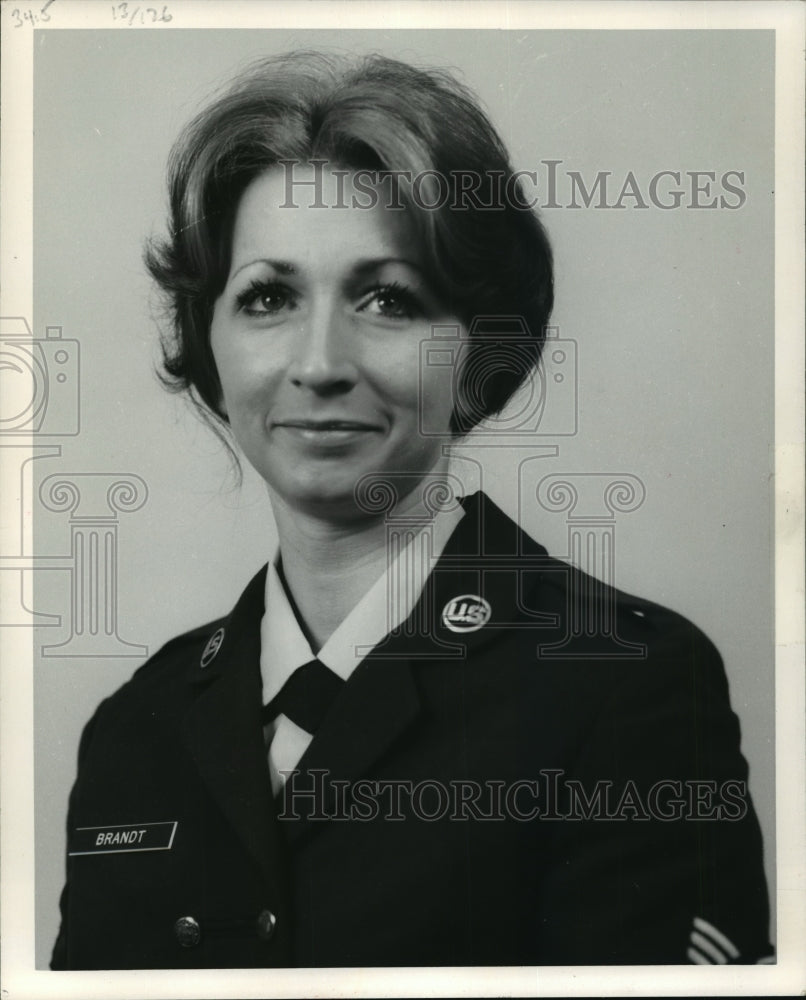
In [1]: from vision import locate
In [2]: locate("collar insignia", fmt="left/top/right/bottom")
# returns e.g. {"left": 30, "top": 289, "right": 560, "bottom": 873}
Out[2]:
{"left": 200, "top": 627, "right": 225, "bottom": 668}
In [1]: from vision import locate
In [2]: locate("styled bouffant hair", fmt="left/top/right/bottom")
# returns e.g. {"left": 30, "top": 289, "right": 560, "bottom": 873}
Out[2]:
{"left": 145, "top": 50, "right": 554, "bottom": 435}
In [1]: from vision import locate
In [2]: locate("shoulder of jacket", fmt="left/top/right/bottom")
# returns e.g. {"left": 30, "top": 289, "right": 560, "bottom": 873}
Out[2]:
{"left": 94, "top": 617, "right": 227, "bottom": 715}
{"left": 71, "top": 616, "right": 236, "bottom": 765}
{"left": 470, "top": 491, "right": 719, "bottom": 650}
{"left": 557, "top": 557, "right": 713, "bottom": 638}
{"left": 135, "top": 616, "right": 227, "bottom": 677}
{"left": 88, "top": 564, "right": 268, "bottom": 724}
{"left": 507, "top": 542, "right": 719, "bottom": 667}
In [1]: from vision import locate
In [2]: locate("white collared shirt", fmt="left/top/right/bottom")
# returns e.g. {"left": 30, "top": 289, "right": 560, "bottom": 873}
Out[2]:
{"left": 260, "top": 505, "right": 464, "bottom": 794}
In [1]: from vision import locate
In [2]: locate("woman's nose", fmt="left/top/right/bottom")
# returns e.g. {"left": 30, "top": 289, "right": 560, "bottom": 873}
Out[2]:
{"left": 287, "top": 303, "right": 358, "bottom": 394}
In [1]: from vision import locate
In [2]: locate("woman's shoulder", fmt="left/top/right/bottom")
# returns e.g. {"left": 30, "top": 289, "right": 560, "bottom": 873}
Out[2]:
{"left": 95, "top": 563, "right": 269, "bottom": 722}
{"left": 466, "top": 489, "right": 721, "bottom": 658}
{"left": 137, "top": 616, "right": 229, "bottom": 677}
{"left": 92, "top": 617, "right": 226, "bottom": 722}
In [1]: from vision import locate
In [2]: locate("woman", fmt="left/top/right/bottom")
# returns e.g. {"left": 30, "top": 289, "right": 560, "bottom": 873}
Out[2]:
{"left": 51, "top": 51, "right": 771, "bottom": 969}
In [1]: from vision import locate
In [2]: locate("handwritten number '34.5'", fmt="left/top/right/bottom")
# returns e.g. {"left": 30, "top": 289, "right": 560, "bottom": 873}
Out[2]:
{"left": 11, "top": 7, "right": 52, "bottom": 27}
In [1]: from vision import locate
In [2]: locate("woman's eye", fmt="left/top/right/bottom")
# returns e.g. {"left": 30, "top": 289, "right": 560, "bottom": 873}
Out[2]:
{"left": 237, "top": 282, "right": 298, "bottom": 317}
{"left": 359, "top": 283, "right": 422, "bottom": 321}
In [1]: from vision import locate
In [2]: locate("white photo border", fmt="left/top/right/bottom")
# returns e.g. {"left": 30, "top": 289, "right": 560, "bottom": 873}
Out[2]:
{"left": 1, "top": 1, "right": 803, "bottom": 997}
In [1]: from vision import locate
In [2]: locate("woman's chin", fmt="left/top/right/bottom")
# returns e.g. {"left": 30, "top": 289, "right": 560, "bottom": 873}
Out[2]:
{"left": 266, "top": 473, "right": 380, "bottom": 524}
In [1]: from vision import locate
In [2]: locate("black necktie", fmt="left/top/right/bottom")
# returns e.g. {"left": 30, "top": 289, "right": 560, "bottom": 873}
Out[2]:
{"left": 261, "top": 659, "right": 345, "bottom": 734}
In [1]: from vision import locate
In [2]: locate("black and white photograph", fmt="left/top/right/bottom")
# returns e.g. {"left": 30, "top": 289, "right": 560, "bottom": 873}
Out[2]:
{"left": 1, "top": 1, "right": 803, "bottom": 997}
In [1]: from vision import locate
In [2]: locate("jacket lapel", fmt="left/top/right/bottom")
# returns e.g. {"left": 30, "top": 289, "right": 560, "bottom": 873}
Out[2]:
{"left": 278, "top": 652, "right": 421, "bottom": 840}
{"left": 360, "top": 490, "right": 557, "bottom": 662}
{"left": 183, "top": 566, "right": 289, "bottom": 899}
{"left": 280, "top": 492, "right": 554, "bottom": 842}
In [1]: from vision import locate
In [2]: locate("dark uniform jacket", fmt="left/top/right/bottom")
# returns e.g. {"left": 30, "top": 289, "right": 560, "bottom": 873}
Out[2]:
{"left": 51, "top": 491, "right": 772, "bottom": 969}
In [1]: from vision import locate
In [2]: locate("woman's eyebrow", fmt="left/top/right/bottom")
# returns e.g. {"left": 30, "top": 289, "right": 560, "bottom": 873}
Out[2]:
{"left": 229, "top": 258, "right": 297, "bottom": 280}
{"left": 350, "top": 257, "right": 424, "bottom": 278}
{"left": 228, "top": 256, "right": 424, "bottom": 282}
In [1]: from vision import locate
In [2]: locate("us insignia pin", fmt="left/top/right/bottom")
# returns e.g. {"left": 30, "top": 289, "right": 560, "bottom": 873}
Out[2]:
{"left": 200, "top": 627, "right": 225, "bottom": 668}
{"left": 442, "top": 595, "right": 492, "bottom": 633}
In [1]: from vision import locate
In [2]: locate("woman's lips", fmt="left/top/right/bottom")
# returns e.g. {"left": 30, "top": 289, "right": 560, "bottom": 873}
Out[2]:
{"left": 277, "top": 419, "right": 381, "bottom": 430}
{"left": 273, "top": 419, "right": 383, "bottom": 445}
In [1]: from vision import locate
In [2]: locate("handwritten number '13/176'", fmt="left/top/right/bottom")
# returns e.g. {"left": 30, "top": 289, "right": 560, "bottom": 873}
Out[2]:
{"left": 111, "top": 4, "right": 173, "bottom": 24}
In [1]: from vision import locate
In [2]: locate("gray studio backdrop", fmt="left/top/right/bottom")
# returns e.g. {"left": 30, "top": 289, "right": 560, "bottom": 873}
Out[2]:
{"left": 31, "top": 29, "right": 774, "bottom": 965}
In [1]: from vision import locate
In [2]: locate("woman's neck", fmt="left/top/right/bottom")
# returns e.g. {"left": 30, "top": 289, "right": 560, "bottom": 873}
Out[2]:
{"left": 268, "top": 475, "right": 447, "bottom": 652}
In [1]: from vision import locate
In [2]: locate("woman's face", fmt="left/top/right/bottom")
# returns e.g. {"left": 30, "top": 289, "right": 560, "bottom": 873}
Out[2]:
{"left": 210, "top": 164, "right": 464, "bottom": 521}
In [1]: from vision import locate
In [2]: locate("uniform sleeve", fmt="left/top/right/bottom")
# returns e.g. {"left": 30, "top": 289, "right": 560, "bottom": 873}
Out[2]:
{"left": 50, "top": 698, "right": 108, "bottom": 971}
{"left": 534, "top": 625, "right": 773, "bottom": 965}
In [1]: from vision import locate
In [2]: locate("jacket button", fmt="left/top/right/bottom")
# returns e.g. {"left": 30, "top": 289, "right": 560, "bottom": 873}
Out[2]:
{"left": 174, "top": 915, "right": 201, "bottom": 948}
{"left": 256, "top": 909, "right": 277, "bottom": 941}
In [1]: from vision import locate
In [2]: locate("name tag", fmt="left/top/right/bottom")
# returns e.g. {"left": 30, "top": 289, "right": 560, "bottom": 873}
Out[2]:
{"left": 69, "top": 821, "right": 177, "bottom": 855}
